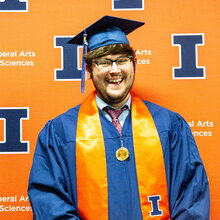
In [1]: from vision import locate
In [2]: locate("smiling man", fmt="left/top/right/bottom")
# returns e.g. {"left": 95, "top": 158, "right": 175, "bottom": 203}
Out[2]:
{"left": 85, "top": 46, "right": 135, "bottom": 108}
{"left": 28, "top": 16, "right": 210, "bottom": 220}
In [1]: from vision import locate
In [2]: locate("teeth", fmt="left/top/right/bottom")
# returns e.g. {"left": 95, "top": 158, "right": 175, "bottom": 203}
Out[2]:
{"left": 108, "top": 79, "right": 122, "bottom": 83}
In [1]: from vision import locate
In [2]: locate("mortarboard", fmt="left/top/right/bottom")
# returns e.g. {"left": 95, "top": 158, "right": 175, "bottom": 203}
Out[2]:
{"left": 68, "top": 15, "right": 145, "bottom": 92}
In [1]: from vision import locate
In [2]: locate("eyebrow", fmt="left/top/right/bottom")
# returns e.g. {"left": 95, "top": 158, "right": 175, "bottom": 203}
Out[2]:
{"left": 96, "top": 55, "right": 127, "bottom": 61}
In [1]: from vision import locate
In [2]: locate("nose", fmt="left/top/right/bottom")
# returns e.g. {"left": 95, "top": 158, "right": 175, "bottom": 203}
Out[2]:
{"left": 109, "top": 61, "right": 121, "bottom": 73}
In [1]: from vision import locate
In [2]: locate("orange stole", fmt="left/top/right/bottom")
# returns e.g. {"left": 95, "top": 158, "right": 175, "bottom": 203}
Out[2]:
{"left": 76, "top": 92, "right": 170, "bottom": 220}
{"left": 131, "top": 94, "right": 170, "bottom": 219}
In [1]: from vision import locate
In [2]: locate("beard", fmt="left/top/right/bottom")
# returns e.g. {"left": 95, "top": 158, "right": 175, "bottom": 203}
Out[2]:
{"left": 94, "top": 79, "right": 134, "bottom": 107}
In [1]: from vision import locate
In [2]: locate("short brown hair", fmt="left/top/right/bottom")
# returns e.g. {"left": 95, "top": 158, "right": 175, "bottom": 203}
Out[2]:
{"left": 84, "top": 43, "right": 136, "bottom": 72}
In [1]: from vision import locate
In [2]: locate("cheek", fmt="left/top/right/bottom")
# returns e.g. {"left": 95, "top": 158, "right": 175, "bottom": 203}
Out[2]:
{"left": 91, "top": 67, "right": 105, "bottom": 78}
{"left": 93, "top": 74, "right": 104, "bottom": 82}
{"left": 91, "top": 72, "right": 107, "bottom": 87}
{"left": 125, "top": 69, "right": 135, "bottom": 81}
{"left": 124, "top": 64, "right": 135, "bottom": 76}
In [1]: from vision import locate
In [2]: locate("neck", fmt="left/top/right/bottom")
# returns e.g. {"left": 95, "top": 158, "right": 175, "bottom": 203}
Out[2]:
{"left": 108, "top": 98, "right": 129, "bottom": 109}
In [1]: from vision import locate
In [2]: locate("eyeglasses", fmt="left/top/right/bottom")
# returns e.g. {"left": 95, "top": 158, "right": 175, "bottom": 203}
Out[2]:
{"left": 92, "top": 56, "right": 133, "bottom": 70}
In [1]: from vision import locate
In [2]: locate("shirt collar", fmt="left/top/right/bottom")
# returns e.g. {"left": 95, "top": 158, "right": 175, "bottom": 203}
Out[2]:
{"left": 96, "top": 94, "right": 131, "bottom": 111}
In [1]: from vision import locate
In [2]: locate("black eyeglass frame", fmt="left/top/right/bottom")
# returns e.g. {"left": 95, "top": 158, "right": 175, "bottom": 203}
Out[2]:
{"left": 92, "top": 56, "right": 134, "bottom": 69}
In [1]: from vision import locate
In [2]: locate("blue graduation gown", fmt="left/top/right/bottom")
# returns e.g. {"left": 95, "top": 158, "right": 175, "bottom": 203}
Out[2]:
{"left": 28, "top": 100, "right": 210, "bottom": 219}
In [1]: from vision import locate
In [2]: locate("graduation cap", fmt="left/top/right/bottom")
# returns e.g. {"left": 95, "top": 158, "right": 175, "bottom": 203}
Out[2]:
{"left": 68, "top": 15, "right": 145, "bottom": 92}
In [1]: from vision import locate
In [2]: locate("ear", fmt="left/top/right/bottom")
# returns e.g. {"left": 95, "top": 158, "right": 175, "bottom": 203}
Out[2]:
{"left": 85, "top": 62, "right": 93, "bottom": 79}
{"left": 133, "top": 56, "right": 137, "bottom": 65}
{"left": 133, "top": 57, "right": 137, "bottom": 72}
{"left": 86, "top": 69, "right": 92, "bottom": 79}
{"left": 86, "top": 64, "right": 93, "bottom": 79}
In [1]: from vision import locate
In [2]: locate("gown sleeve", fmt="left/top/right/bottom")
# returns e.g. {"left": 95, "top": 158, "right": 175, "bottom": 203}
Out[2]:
{"left": 169, "top": 114, "right": 210, "bottom": 219}
{"left": 28, "top": 121, "right": 80, "bottom": 220}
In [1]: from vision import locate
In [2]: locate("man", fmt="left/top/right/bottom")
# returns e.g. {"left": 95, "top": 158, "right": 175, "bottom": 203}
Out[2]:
{"left": 28, "top": 16, "right": 210, "bottom": 219}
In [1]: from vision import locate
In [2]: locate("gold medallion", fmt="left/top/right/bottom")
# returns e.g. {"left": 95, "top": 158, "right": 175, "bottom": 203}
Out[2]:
{"left": 116, "top": 147, "right": 129, "bottom": 161}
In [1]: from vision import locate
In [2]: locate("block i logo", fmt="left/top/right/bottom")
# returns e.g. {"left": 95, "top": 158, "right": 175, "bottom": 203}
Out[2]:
{"left": 172, "top": 33, "right": 205, "bottom": 79}
{"left": 112, "top": 0, "right": 144, "bottom": 10}
{"left": 0, "top": 0, "right": 28, "bottom": 12}
{"left": 54, "top": 36, "right": 82, "bottom": 81}
{"left": 0, "top": 107, "right": 29, "bottom": 154}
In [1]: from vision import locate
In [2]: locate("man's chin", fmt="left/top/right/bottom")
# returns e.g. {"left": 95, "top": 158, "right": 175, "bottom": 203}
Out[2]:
{"left": 106, "top": 90, "right": 124, "bottom": 99}
{"left": 105, "top": 90, "right": 129, "bottom": 104}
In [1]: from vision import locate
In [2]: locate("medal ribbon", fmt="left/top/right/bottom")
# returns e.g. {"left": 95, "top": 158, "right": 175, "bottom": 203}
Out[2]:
{"left": 76, "top": 91, "right": 170, "bottom": 219}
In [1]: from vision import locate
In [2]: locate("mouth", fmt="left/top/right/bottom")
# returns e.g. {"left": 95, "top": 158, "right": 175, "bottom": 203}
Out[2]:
{"left": 106, "top": 78, "right": 123, "bottom": 85}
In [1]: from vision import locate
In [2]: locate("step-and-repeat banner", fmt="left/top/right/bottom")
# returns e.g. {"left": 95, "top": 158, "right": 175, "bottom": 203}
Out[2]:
{"left": 0, "top": 0, "right": 219, "bottom": 219}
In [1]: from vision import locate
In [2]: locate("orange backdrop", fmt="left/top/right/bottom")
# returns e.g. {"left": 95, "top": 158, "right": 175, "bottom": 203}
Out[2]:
{"left": 0, "top": 0, "right": 219, "bottom": 219}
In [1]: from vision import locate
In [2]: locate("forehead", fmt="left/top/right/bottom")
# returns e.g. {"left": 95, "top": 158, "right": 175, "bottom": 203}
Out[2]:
{"left": 97, "top": 54, "right": 127, "bottom": 60}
